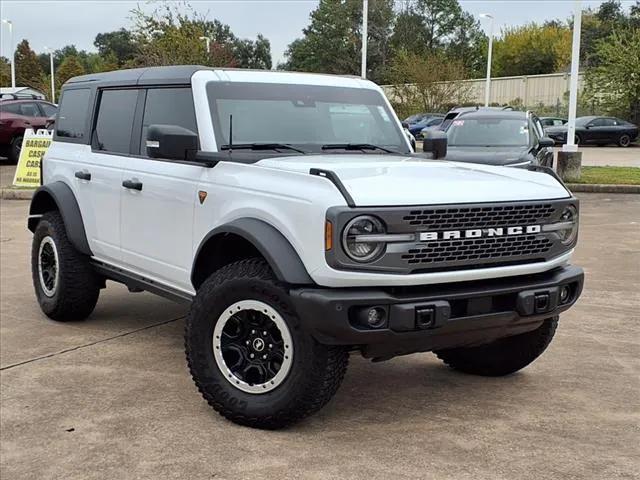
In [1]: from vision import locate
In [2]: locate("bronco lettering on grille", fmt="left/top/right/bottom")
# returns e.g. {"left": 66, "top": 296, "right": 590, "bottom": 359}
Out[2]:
{"left": 419, "top": 225, "right": 541, "bottom": 241}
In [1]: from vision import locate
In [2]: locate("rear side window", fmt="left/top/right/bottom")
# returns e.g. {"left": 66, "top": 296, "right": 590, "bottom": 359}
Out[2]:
{"left": 57, "top": 89, "right": 90, "bottom": 139}
{"left": 0, "top": 103, "right": 21, "bottom": 115}
{"left": 139, "top": 88, "right": 197, "bottom": 154}
{"left": 94, "top": 89, "right": 138, "bottom": 154}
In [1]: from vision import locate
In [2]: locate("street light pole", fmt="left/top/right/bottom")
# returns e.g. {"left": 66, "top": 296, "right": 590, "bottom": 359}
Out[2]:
{"left": 199, "top": 36, "right": 211, "bottom": 54}
{"left": 480, "top": 13, "right": 494, "bottom": 107}
{"left": 361, "top": 0, "right": 368, "bottom": 79}
{"left": 1, "top": 19, "right": 16, "bottom": 88}
{"left": 44, "top": 46, "right": 55, "bottom": 103}
{"left": 564, "top": 0, "right": 582, "bottom": 152}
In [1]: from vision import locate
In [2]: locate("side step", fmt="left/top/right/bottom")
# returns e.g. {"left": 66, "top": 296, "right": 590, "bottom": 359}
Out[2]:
{"left": 92, "top": 262, "right": 193, "bottom": 304}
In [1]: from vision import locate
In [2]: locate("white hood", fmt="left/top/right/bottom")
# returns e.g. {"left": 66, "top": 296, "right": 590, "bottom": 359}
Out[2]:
{"left": 256, "top": 155, "right": 570, "bottom": 206}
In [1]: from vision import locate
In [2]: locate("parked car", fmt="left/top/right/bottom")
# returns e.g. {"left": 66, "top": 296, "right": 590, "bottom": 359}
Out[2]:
{"left": 0, "top": 97, "right": 58, "bottom": 163}
{"left": 406, "top": 113, "right": 444, "bottom": 138}
{"left": 540, "top": 117, "right": 567, "bottom": 128}
{"left": 545, "top": 116, "right": 639, "bottom": 147}
{"left": 418, "top": 117, "right": 444, "bottom": 137}
{"left": 443, "top": 110, "right": 554, "bottom": 167}
{"left": 28, "top": 66, "right": 583, "bottom": 429}
{"left": 439, "top": 106, "right": 514, "bottom": 131}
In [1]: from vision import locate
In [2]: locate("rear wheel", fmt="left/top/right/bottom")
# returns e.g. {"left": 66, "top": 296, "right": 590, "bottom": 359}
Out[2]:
{"left": 8, "top": 135, "right": 23, "bottom": 164}
{"left": 185, "top": 258, "right": 349, "bottom": 429}
{"left": 31, "top": 211, "right": 100, "bottom": 321}
{"left": 435, "top": 317, "right": 558, "bottom": 376}
{"left": 618, "top": 134, "right": 631, "bottom": 147}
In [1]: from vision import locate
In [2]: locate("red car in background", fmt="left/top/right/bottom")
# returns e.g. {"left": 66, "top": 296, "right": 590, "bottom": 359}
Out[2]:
{"left": 0, "top": 97, "right": 57, "bottom": 163}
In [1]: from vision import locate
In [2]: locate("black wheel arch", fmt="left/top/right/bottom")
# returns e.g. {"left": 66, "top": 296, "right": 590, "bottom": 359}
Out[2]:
{"left": 191, "top": 218, "right": 314, "bottom": 289}
{"left": 28, "top": 182, "right": 92, "bottom": 256}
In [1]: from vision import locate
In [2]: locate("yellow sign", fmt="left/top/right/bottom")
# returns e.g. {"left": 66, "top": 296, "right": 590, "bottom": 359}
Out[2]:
{"left": 12, "top": 130, "right": 52, "bottom": 188}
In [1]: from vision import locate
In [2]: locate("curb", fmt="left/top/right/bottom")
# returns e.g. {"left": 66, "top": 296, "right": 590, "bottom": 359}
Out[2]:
{"left": 566, "top": 183, "right": 640, "bottom": 194}
{"left": 1, "top": 188, "right": 34, "bottom": 200}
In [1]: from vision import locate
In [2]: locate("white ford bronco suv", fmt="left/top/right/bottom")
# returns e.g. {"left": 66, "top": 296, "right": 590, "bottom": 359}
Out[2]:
{"left": 29, "top": 66, "right": 584, "bottom": 429}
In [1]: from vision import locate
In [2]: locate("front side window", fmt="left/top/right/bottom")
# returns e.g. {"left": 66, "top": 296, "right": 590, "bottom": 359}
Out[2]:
{"left": 207, "top": 82, "right": 409, "bottom": 153}
{"left": 39, "top": 103, "right": 58, "bottom": 117}
{"left": 56, "top": 89, "right": 90, "bottom": 139}
{"left": 139, "top": 88, "right": 198, "bottom": 154}
{"left": 94, "top": 89, "right": 138, "bottom": 154}
{"left": 19, "top": 103, "right": 41, "bottom": 117}
{"left": 447, "top": 118, "right": 529, "bottom": 147}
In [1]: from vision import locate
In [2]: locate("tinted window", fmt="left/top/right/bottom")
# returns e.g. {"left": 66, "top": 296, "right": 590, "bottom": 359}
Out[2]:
{"left": 140, "top": 88, "right": 197, "bottom": 154}
{"left": 447, "top": 118, "right": 529, "bottom": 147}
{"left": 19, "top": 103, "right": 41, "bottom": 117}
{"left": 94, "top": 89, "right": 138, "bottom": 154}
{"left": 0, "top": 103, "right": 22, "bottom": 115}
{"left": 40, "top": 103, "right": 57, "bottom": 117}
{"left": 589, "top": 118, "right": 607, "bottom": 127}
{"left": 57, "top": 89, "right": 90, "bottom": 139}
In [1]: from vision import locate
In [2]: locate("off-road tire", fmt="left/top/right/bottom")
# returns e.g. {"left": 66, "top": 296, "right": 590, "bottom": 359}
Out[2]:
{"left": 618, "top": 134, "right": 631, "bottom": 147}
{"left": 435, "top": 317, "right": 558, "bottom": 377}
{"left": 8, "top": 135, "right": 23, "bottom": 164}
{"left": 31, "top": 211, "right": 100, "bottom": 321}
{"left": 185, "top": 258, "right": 349, "bottom": 429}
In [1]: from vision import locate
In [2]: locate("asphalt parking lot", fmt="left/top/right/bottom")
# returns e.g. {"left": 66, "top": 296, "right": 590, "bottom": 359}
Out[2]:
{"left": 1, "top": 194, "right": 639, "bottom": 480}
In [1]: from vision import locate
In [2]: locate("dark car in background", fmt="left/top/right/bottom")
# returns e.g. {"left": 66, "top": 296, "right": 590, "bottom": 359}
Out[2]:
{"left": 540, "top": 117, "right": 567, "bottom": 128}
{"left": 545, "top": 116, "right": 638, "bottom": 147}
{"left": 443, "top": 110, "right": 554, "bottom": 168}
{"left": 405, "top": 112, "right": 444, "bottom": 139}
{"left": 439, "top": 105, "right": 514, "bottom": 131}
{"left": 0, "top": 97, "right": 58, "bottom": 163}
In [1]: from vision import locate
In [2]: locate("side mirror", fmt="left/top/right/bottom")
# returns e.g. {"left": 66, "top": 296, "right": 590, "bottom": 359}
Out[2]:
{"left": 538, "top": 137, "right": 555, "bottom": 148}
{"left": 423, "top": 130, "right": 447, "bottom": 159}
{"left": 401, "top": 121, "right": 409, "bottom": 129}
{"left": 146, "top": 124, "right": 198, "bottom": 160}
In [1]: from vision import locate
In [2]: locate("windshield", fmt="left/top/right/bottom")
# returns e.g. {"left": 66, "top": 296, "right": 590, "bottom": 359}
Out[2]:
{"left": 405, "top": 113, "right": 425, "bottom": 123}
{"left": 446, "top": 118, "right": 530, "bottom": 147}
{"left": 207, "top": 82, "right": 409, "bottom": 153}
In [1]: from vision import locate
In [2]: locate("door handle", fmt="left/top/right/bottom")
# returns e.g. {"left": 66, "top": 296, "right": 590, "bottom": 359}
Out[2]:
{"left": 122, "top": 179, "right": 143, "bottom": 191}
{"left": 74, "top": 171, "right": 91, "bottom": 181}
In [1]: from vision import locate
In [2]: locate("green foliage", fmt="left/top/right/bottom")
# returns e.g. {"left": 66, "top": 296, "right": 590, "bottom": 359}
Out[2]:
{"left": 574, "top": 167, "right": 640, "bottom": 185}
{"left": 0, "top": 56, "right": 11, "bottom": 86}
{"left": 15, "top": 40, "right": 44, "bottom": 90}
{"left": 583, "top": 27, "right": 640, "bottom": 123}
{"left": 280, "top": 0, "right": 394, "bottom": 83}
{"left": 56, "top": 56, "right": 86, "bottom": 86}
{"left": 94, "top": 28, "right": 137, "bottom": 66}
{"left": 492, "top": 24, "right": 571, "bottom": 76}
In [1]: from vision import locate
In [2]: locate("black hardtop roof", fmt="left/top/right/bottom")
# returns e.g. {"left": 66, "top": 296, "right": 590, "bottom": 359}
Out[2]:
{"left": 456, "top": 110, "right": 528, "bottom": 120}
{"left": 66, "top": 65, "right": 206, "bottom": 87}
{"left": 65, "top": 65, "right": 362, "bottom": 89}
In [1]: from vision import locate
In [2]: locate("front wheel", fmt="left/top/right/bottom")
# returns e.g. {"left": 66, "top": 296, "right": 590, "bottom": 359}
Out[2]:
{"left": 435, "top": 317, "right": 558, "bottom": 376}
{"left": 185, "top": 258, "right": 349, "bottom": 429}
{"left": 8, "top": 135, "right": 23, "bottom": 164}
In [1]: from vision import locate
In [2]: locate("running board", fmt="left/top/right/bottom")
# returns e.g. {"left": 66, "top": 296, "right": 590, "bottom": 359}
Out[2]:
{"left": 92, "top": 262, "right": 193, "bottom": 304}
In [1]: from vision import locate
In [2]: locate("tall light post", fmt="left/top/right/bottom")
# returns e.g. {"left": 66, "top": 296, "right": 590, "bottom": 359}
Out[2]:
{"left": 564, "top": 0, "right": 582, "bottom": 152}
{"left": 361, "top": 0, "right": 368, "bottom": 79}
{"left": 1, "top": 19, "right": 16, "bottom": 88}
{"left": 44, "top": 46, "right": 55, "bottom": 103}
{"left": 199, "top": 36, "right": 211, "bottom": 55}
{"left": 480, "top": 13, "right": 494, "bottom": 107}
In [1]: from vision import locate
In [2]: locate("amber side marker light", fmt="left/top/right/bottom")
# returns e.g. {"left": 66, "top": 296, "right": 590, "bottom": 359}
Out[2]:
{"left": 325, "top": 221, "right": 333, "bottom": 251}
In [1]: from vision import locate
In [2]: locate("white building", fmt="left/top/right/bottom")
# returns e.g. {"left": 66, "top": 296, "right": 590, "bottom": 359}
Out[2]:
{"left": 0, "top": 86, "right": 46, "bottom": 99}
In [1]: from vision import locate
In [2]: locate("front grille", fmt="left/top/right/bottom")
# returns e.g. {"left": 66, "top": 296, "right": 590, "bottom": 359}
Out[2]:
{"left": 401, "top": 234, "right": 553, "bottom": 266}
{"left": 402, "top": 204, "right": 555, "bottom": 229}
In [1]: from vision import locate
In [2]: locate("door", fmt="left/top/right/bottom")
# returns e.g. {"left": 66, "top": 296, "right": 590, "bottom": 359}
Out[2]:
{"left": 584, "top": 117, "right": 611, "bottom": 143}
{"left": 80, "top": 88, "right": 140, "bottom": 264}
{"left": 119, "top": 87, "right": 201, "bottom": 292}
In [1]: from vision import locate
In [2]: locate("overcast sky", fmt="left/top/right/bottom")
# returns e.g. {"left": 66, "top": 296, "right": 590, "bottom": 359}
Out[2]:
{"left": 0, "top": 0, "right": 632, "bottom": 66}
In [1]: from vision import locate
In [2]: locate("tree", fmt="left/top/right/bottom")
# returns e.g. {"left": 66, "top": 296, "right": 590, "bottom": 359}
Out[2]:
{"left": 0, "top": 56, "right": 11, "bottom": 86}
{"left": 386, "top": 50, "right": 471, "bottom": 117}
{"left": 94, "top": 28, "right": 137, "bottom": 66}
{"left": 584, "top": 27, "right": 640, "bottom": 123}
{"left": 492, "top": 24, "right": 571, "bottom": 76}
{"left": 280, "top": 0, "right": 394, "bottom": 83}
{"left": 56, "top": 56, "right": 86, "bottom": 87}
{"left": 15, "top": 40, "right": 44, "bottom": 90}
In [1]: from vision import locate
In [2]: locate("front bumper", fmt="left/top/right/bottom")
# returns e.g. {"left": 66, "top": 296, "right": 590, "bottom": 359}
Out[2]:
{"left": 290, "top": 265, "right": 584, "bottom": 359}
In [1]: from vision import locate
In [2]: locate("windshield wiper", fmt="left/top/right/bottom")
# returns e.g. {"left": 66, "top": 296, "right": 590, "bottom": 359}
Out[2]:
{"left": 220, "top": 143, "right": 307, "bottom": 154}
{"left": 321, "top": 143, "right": 398, "bottom": 154}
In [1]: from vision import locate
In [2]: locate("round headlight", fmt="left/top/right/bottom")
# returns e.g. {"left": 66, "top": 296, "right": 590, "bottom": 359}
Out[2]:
{"left": 342, "top": 215, "right": 386, "bottom": 262}
{"left": 558, "top": 205, "right": 578, "bottom": 244}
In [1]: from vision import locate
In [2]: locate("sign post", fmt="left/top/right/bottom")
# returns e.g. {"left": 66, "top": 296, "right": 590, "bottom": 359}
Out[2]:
{"left": 12, "top": 129, "right": 53, "bottom": 188}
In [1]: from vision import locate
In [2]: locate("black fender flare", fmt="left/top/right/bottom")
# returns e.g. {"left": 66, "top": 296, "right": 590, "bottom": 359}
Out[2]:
{"left": 192, "top": 218, "right": 314, "bottom": 286}
{"left": 28, "top": 182, "right": 92, "bottom": 256}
